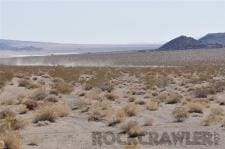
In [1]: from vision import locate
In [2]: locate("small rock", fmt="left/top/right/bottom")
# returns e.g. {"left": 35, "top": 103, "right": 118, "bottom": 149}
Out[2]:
{"left": 36, "top": 121, "right": 50, "bottom": 127}
{"left": 78, "top": 92, "right": 85, "bottom": 96}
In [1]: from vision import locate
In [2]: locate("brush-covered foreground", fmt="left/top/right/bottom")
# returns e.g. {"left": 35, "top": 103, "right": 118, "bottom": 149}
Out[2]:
{"left": 0, "top": 65, "right": 225, "bottom": 149}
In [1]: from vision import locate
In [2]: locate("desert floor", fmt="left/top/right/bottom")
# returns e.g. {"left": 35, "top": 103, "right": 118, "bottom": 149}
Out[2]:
{"left": 1, "top": 48, "right": 225, "bottom": 66}
{"left": 0, "top": 65, "right": 225, "bottom": 149}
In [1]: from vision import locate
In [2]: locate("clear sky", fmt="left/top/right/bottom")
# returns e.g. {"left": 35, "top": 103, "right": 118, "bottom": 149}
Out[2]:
{"left": 0, "top": 0, "right": 225, "bottom": 44}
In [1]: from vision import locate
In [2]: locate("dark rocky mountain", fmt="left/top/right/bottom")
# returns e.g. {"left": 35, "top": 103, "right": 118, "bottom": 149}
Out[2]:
{"left": 158, "top": 36, "right": 206, "bottom": 50}
{"left": 158, "top": 33, "right": 224, "bottom": 51}
{"left": 199, "top": 33, "right": 225, "bottom": 46}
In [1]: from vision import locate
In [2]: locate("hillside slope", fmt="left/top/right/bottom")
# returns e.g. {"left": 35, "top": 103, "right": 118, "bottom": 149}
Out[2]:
{"left": 199, "top": 33, "right": 225, "bottom": 46}
{"left": 158, "top": 33, "right": 224, "bottom": 51}
{"left": 158, "top": 36, "right": 206, "bottom": 50}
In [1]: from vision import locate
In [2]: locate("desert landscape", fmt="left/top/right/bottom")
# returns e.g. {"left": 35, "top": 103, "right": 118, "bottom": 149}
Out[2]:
{"left": 0, "top": 64, "right": 225, "bottom": 149}
{"left": 1, "top": 1, "right": 225, "bottom": 148}
{"left": 1, "top": 34, "right": 225, "bottom": 149}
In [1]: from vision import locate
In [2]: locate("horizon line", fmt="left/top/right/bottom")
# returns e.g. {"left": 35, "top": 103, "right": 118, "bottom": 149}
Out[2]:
{"left": 0, "top": 38, "right": 164, "bottom": 45}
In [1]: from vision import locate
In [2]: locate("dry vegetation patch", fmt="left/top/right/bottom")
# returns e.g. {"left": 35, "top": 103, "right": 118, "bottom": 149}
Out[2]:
{"left": 0, "top": 109, "right": 16, "bottom": 119}
{"left": 0, "top": 131, "right": 22, "bottom": 149}
{"left": 146, "top": 100, "right": 159, "bottom": 111}
{"left": 121, "top": 121, "right": 145, "bottom": 137}
{"left": 2, "top": 65, "right": 225, "bottom": 147}
{"left": 30, "top": 89, "right": 48, "bottom": 101}
{"left": 18, "top": 79, "right": 39, "bottom": 89}
{"left": 165, "top": 92, "right": 182, "bottom": 104}
{"left": 201, "top": 107, "right": 224, "bottom": 126}
{"left": 194, "top": 87, "right": 214, "bottom": 98}
{"left": 108, "top": 110, "right": 126, "bottom": 126}
{"left": 0, "top": 71, "right": 14, "bottom": 89}
{"left": 124, "top": 139, "right": 140, "bottom": 149}
{"left": 23, "top": 99, "right": 38, "bottom": 110}
{"left": 0, "top": 115, "right": 26, "bottom": 131}
{"left": 51, "top": 82, "right": 73, "bottom": 94}
{"left": 123, "top": 104, "right": 138, "bottom": 117}
{"left": 188, "top": 102, "right": 204, "bottom": 113}
{"left": 104, "top": 93, "right": 118, "bottom": 101}
{"left": 172, "top": 106, "right": 189, "bottom": 122}
{"left": 44, "top": 95, "right": 59, "bottom": 103}
{"left": 34, "top": 103, "right": 70, "bottom": 123}
{"left": 0, "top": 99, "right": 18, "bottom": 105}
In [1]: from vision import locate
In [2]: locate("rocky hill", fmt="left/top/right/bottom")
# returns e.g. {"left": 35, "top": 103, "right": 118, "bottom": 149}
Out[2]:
{"left": 158, "top": 33, "right": 224, "bottom": 51}
{"left": 158, "top": 36, "right": 206, "bottom": 50}
{"left": 199, "top": 33, "right": 225, "bottom": 46}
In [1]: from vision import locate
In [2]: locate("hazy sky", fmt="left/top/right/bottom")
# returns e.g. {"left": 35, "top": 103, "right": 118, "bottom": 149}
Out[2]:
{"left": 0, "top": 0, "right": 225, "bottom": 44}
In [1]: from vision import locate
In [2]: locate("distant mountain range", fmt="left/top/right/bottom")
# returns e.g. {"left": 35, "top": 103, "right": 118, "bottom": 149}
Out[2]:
{"left": 158, "top": 33, "right": 225, "bottom": 51}
{"left": 1, "top": 33, "right": 224, "bottom": 54}
{"left": 0, "top": 41, "right": 42, "bottom": 51}
{"left": 0, "top": 39, "right": 159, "bottom": 55}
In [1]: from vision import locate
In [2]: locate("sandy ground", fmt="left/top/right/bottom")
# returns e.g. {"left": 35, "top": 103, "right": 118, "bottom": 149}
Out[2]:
{"left": 1, "top": 49, "right": 225, "bottom": 149}
{"left": 1, "top": 66, "right": 225, "bottom": 149}
{"left": 0, "top": 48, "right": 225, "bottom": 66}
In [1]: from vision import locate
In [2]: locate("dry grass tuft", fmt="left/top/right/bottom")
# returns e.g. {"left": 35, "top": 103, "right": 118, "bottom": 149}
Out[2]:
{"left": 124, "top": 138, "right": 140, "bottom": 149}
{"left": 33, "top": 103, "right": 70, "bottom": 123}
{"left": 144, "top": 74, "right": 169, "bottom": 89}
{"left": 0, "top": 131, "right": 22, "bottom": 149}
{"left": 0, "top": 116, "right": 26, "bottom": 131}
{"left": 44, "top": 95, "right": 59, "bottom": 103}
{"left": 194, "top": 87, "right": 212, "bottom": 98}
{"left": 165, "top": 92, "right": 182, "bottom": 104}
{"left": 88, "top": 109, "right": 105, "bottom": 122}
{"left": 105, "top": 93, "right": 118, "bottom": 101}
{"left": 18, "top": 79, "right": 39, "bottom": 89}
{"left": 0, "top": 71, "right": 14, "bottom": 89}
{"left": 211, "top": 107, "right": 224, "bottom": 116}
{"left": 52, "top": 82, "right": 73, "bottom": 94}
{"left": 73, "top": 99, "right": 91, "bottom": 110}
{"left": 188, "top": 102, "right": 204, "bottom": 113}
{"left": 30, "top": 89, "right": 48, "bottom": 101}
{"left": 201, "top": 107, "right": 224, "bottom": 126}
{"left": 0, "top": 109, "right": 16, "bottom": 119}
{"left": 123, "top": 104, "right": 138, "bottom": 117}
{"left": 146, "top": 101, "right": 159, "bottom": 111}
{"left": 0, "top": 99, "right": 18, "bottom": 105}
{"left": 121, "top": 121, "right": 145, "bottom": 137}
{"left": 201, "top": 115, "right": 218, "bottom": 126}
{"left": 99, "top": 83, "right": 114, "bottom": 93}
{"left": 108, "top": 110, "right": 126, "bottom": 126}
{"left": 172, "top": 106, "right": 189, "bottom": 122}
{"left": 33, "top": 105, "right": 57, "bottom": 123}
{"left": 85, "top": 88, "right": 102, "bottom": 101}
{"left": 23, "top": 99, "right": 38, "bottom": 110}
